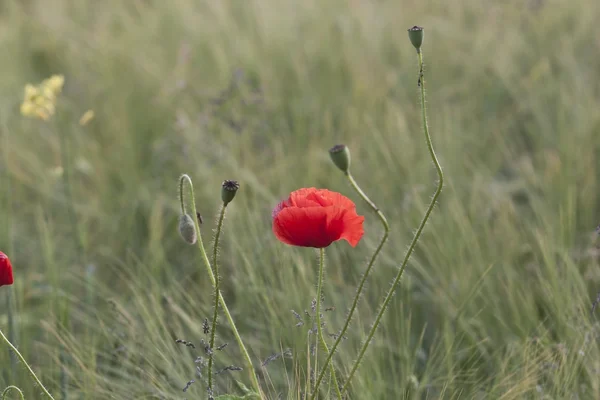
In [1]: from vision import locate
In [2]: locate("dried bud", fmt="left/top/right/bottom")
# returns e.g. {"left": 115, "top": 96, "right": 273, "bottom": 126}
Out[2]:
{"left": 408, "top": 26, "right": 424, "bottom": 52}
{"left": 178, "top": 214, "right": 197, "bottom": 245}
{"left": 221, "top": 180, "right": 240, "bottom": 205}
{"left": 329, "top": 144, "right": 351, "bottom": 173}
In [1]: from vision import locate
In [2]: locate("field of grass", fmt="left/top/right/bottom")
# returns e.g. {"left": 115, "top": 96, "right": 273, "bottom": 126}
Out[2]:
{"left": 2, "top": 0, "right": 600, "bottom": 398}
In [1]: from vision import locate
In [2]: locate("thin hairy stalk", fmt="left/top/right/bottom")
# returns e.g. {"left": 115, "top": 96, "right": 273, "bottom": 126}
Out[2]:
{"left": 341, "top": 49, "right": 444, "bottom": 394}
{"left": 178, "top": 175, "right": 186, "bottom": 215}
{"left": 1, "top": 386, "right": 24, "bottom": 400}
{"left": 313, "top": 248, "right": 343, "bottom": 400}
{"left": 178, "top": 175, "right": 260, "bottom": 393}
{"left": 0, "top": 328, "right": 55, "bottom": 399}
{"left": 207, "top": 204, "right": 227, "bottom": 392}
{"left": 311, "top": 173, "right": 390, "bottom": 397}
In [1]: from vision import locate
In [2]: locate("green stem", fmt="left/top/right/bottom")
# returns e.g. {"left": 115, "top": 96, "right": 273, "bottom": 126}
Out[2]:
{"left": 1, "top": 386, "right": 24, "bottom": 400}
{"left": 178, "top": 175, "right": 186, "bottom": 215}
{"left": 313, "top": 248, "right": 342, "bottom": 400}
{"left": 207, "top": 204, "right": 227, "bottom": 392}
{"left": 0, "top": 328, "right": 55, "bottom": 399}
{"left": 341, "top": 49, "right": 444, "bottom": 394}
{"left": 311, "top": 173, "right": 389, "bottom": 397}
{"left": 178, "top": 175, "right": 260, "bottom": 394}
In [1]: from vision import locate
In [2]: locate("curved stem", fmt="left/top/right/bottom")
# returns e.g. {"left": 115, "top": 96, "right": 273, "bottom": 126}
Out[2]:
{"left": 178, "top": 175, "right": 187, "bottom": 215}
{"left": 0, "top": 328, "right": 55, "bottom": 399}
{"left": 178, "top": 175, "right": 260, "bottom": 394}
{"left": 341, "top": 49, "right": 444, "bottom": 394}
{"left": 1, "top": 386, "right": 25, "bottom": 400}
{"left": 313, "top": 248, "right": 343, "bottom": 400}
{"left": 207, "top": 204, "right": 227, "bottom": 392}
{"left": 311, "top": 173, "right": 390, "bottom": 397}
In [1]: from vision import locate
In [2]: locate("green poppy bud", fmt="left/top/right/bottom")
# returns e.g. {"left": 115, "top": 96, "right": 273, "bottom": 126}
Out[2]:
{"left": 221, "top": 180, "right": 240, "bottom": 205}
{"left": 178, "top": 214, "right": 197, "bottom": 245}
{"left": 408, "top": 26, "right": 424, "bottom": 52}
{"left": 329, "top": 144, "right": 351, "bottom": 173}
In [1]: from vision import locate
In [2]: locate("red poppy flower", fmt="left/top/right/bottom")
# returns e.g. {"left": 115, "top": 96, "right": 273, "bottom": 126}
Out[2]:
{"left": 272, "top": 188, "right": 365, "bottom": 248}
{"left": 0, "top": 251, "right": 14, "bottom": 287}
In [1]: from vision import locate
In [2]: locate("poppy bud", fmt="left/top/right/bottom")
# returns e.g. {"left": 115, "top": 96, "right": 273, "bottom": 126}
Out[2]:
{"left": 178, "top": 214, "right": 197, "bottom": 245}
{"left": 408, "top": 26, "right": 424, "bottom": 52}
{"left": 329, "top": 144, "right": 351, "bottom": 173}
{"left": 221, "top": 180, "right": 240, "bottom": 205}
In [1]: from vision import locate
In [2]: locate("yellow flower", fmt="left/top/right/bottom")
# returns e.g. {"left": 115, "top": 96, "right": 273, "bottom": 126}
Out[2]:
{"left": 42, "top": 86, "right": 57, "bottom": 102}
{"left": 20, "top": 74, "right": 65, "bottom": 121}
{"left": 36, "top": 108, "right": 51, "bottom": 121}
{"left": 34, "top": 95, "right": 47, "bottom": 106}
{"left": 43, "top": 75, "right": 65, "bottom": 95}
{"left": 20, "top": 101, "right": 36, "bottom": 116}
{"left": 24, "top": 84, "right": 38, "bottom": 101}
{"left": 79, "top": 110, "right": 95, "bottom": 126}
{"left": 44, "top": 102, "right": 56, "bottom": 115}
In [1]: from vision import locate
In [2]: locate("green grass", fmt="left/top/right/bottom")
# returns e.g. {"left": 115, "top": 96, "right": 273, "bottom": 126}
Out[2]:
{"left": 2, "top": 0, "right": 600, "bottom": 398}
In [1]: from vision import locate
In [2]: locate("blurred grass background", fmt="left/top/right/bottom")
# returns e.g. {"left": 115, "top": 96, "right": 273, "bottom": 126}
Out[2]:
{"left": 1, "top": 0, "right": 600, "bottom": 398}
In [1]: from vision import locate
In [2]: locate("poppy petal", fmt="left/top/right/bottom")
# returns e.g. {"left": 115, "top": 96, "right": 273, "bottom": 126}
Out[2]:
{"left": 0, "top": 251, "right": 14, "bottom": 287}
{"left": 272, "top": 188, "right": 365, "bottom": 248}
{"left": 337, "top": 210, "right": 365, "bottom": 247}
{"left": 273, "top": 207, "right": 336, "bottom": 248}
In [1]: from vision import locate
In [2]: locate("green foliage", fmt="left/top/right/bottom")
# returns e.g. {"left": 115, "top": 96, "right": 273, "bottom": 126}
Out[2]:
{"left": 1, "top": 0, "right": 600, "bottom": 399}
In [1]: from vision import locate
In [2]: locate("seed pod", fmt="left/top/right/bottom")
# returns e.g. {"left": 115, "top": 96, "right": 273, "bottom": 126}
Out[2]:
{"left": 329, "top": 144, "right": 351, "bottom": 173}
{"left": 408, "top": 26, "right": 424, "bottom": 52}
{"left": 221, "top": 180, "right": 240, "bottom": 206}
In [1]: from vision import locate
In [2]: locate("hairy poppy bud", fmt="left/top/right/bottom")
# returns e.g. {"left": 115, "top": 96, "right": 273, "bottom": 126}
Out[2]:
{"left": 329, "top": 144, "right": 351, "bottom": 173}
{"left": 221, "top": 180, "right": 240, "bottom": 206}
{"left": 408, "top": 26, "right": 424, "bottom": 52}
{"left": 178, "top": 214, "right": 197, "bottom": 245}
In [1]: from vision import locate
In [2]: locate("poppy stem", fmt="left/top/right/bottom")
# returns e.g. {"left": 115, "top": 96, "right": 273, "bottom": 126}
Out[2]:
{"left": 0, "top": 328, "right": 55, "bottom": 399}
{"left": 311, "top": 173, "right": 390, "bottom": 397}
{"left": 314, "top": 248, "right": 343, "bottom": 400}
{"left": 1, "top": 385, "right": 25, "bottom": 400}
{"left": 341, "top": 46, "right": 444, "bottom": 395}
{"left": 207, "top": 204, "right": 227, "bottom": 393}
{"left": 178, "top": 175, "right": 187, "bottom": 215}
{"left": 178, "top": 175, "right": 261, "bottom": 394}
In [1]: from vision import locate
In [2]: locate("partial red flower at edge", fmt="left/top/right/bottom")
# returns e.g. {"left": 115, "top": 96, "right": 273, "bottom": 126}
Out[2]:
{"left": 0, "top": 251, "right": 14, "bottom": 287}
{"left": 272, "top": 188, "right": 365, "bottom": 248}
